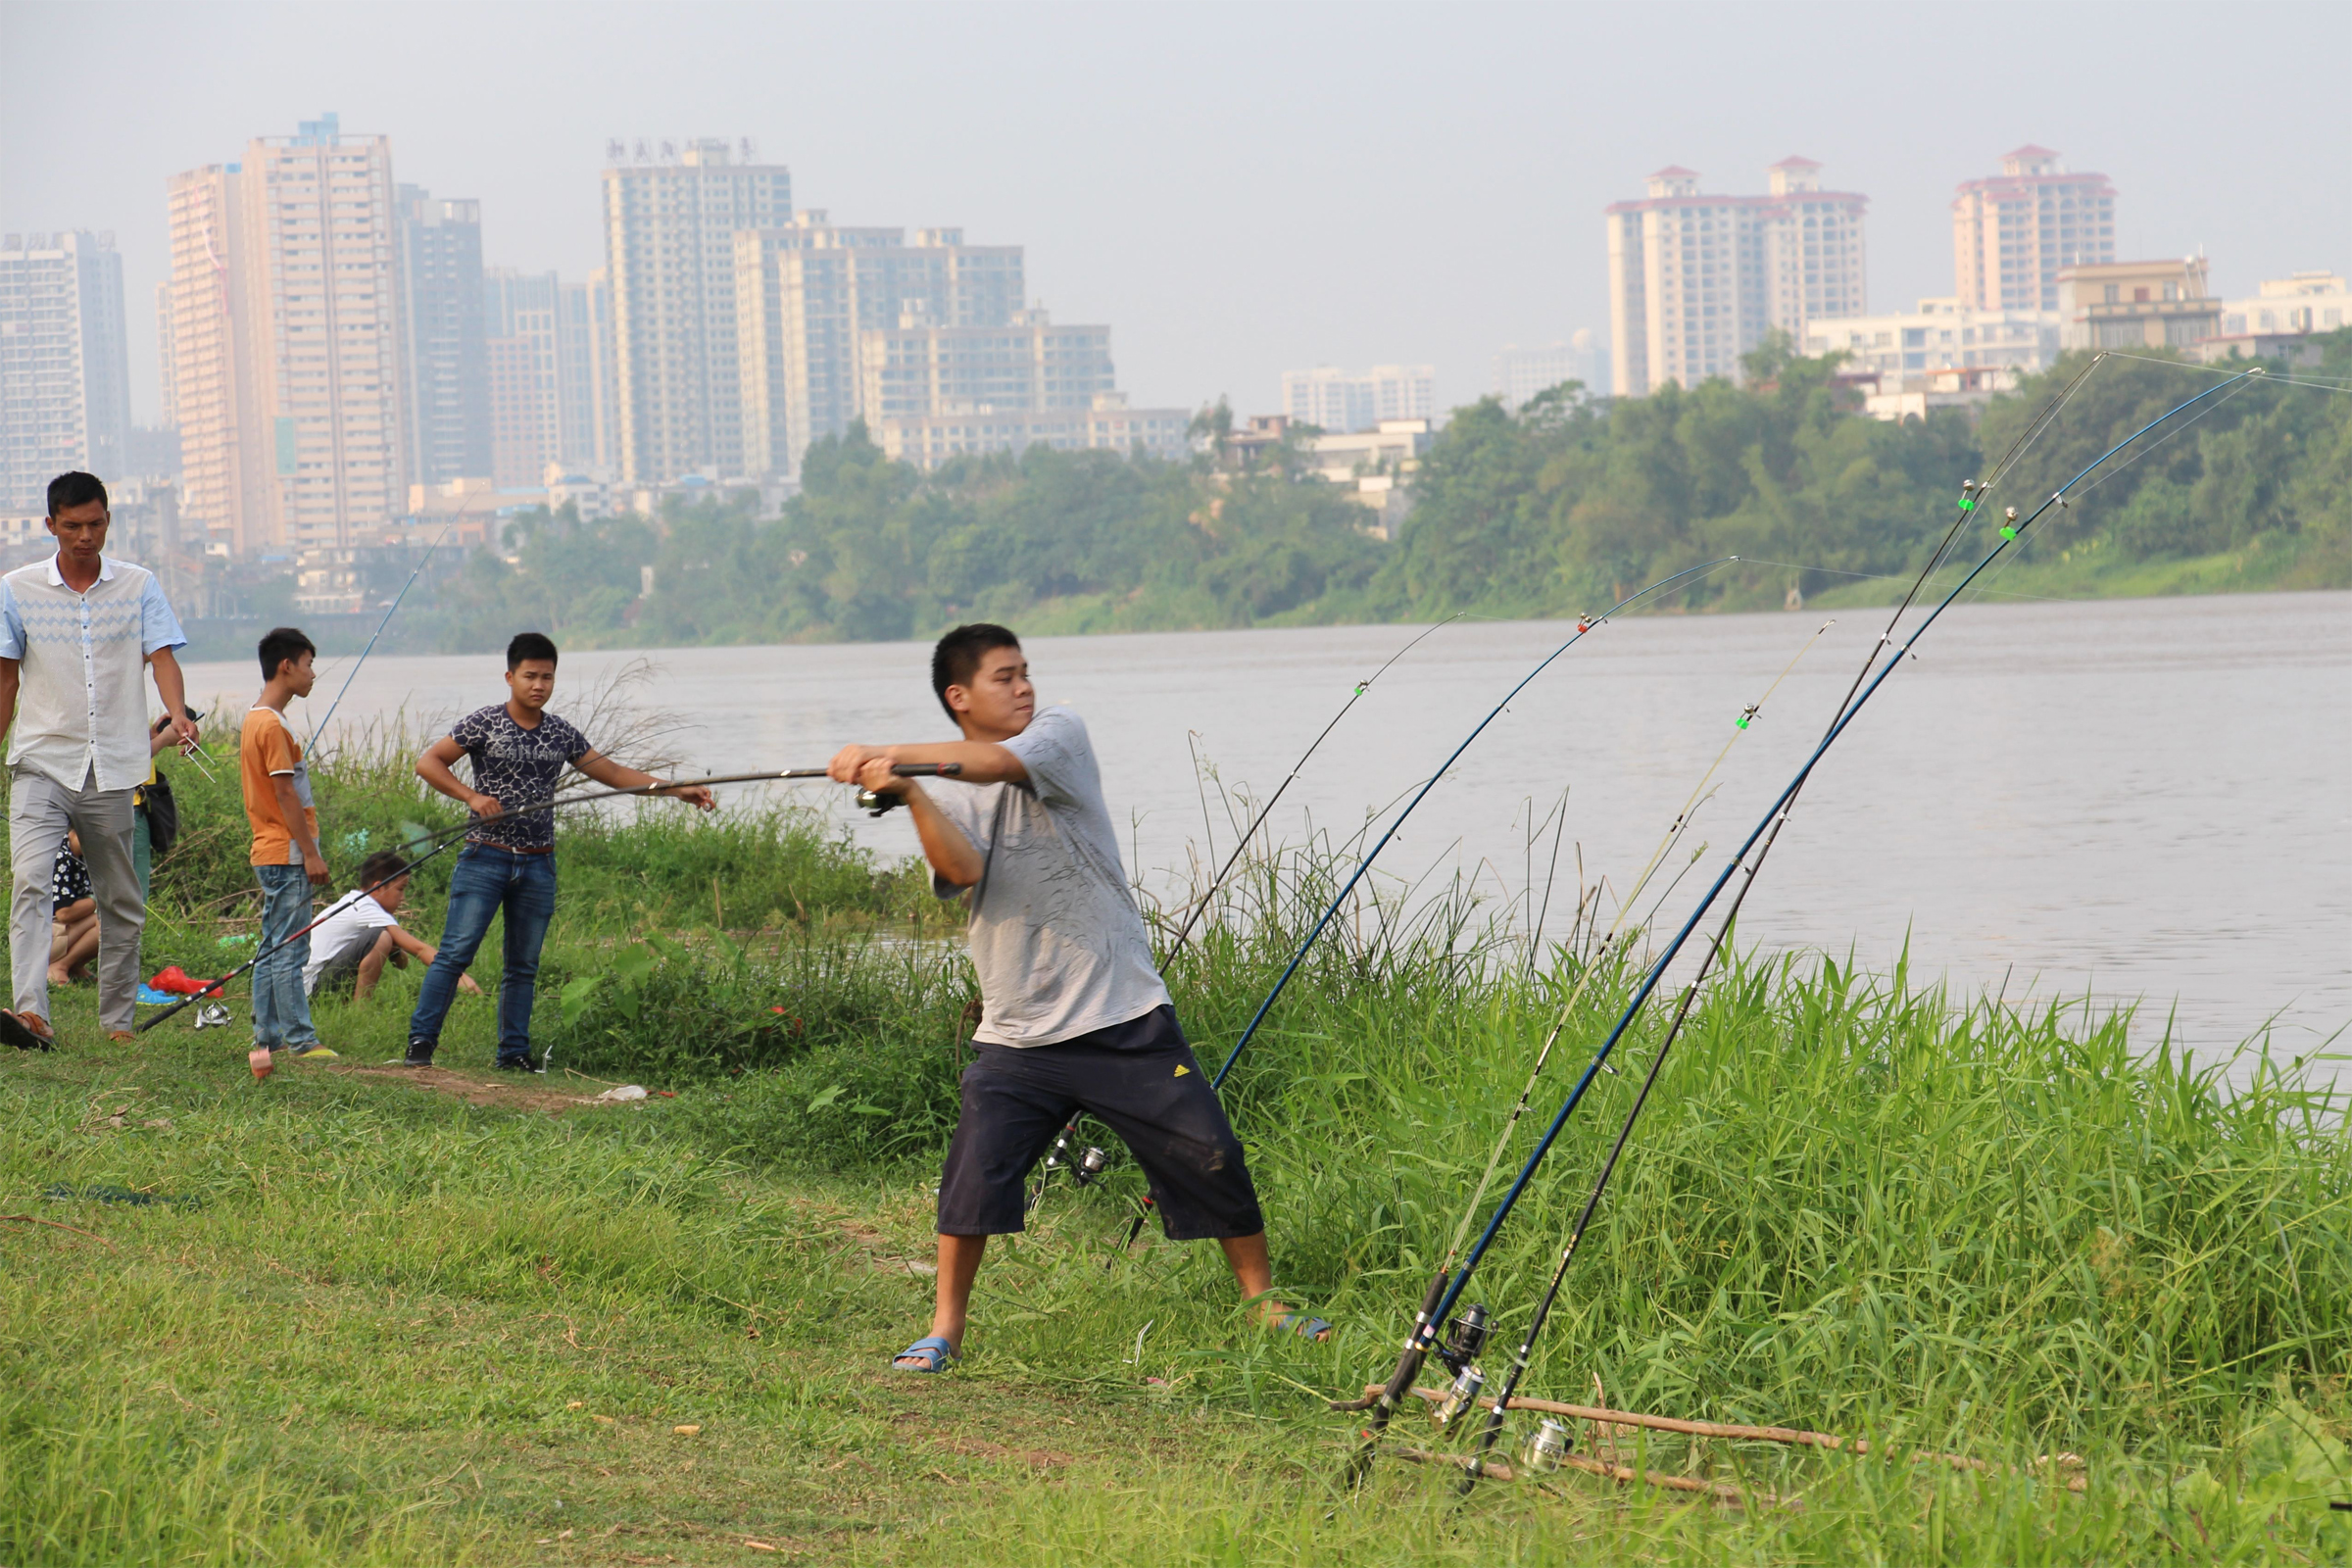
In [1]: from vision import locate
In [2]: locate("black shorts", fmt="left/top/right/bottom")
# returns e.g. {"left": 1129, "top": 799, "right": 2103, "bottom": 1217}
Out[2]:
{"left": 936, "top": 1004, "right": 1264, "bottom": 1242}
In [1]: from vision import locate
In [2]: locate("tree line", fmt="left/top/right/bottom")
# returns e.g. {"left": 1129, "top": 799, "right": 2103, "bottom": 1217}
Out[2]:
{"left": 409, "top": 334, "right": 2351, "bottom": 653}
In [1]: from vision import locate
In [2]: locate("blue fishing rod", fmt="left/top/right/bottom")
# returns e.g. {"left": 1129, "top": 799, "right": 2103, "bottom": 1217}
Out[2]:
{"left": 1341, "top": 365, "right": 2264, "bottom": 1490}
{"left": 1207, "top": 557, "right": 1738, "bottom": 1096}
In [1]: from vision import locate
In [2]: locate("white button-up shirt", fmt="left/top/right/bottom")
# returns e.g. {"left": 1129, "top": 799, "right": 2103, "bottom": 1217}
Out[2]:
{"left": 0, "top": 554, "right": 188, "bottom": 792}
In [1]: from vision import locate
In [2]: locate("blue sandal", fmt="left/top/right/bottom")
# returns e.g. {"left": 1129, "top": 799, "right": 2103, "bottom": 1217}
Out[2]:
{"left": 893, "top": 1335, "right": 957, "bottom": 1372}
{"left": 1272, "top": 1311, "right": 1332, "bottom": 1342}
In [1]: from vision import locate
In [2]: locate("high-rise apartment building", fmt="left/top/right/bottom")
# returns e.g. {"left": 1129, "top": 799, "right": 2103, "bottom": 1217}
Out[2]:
{"left": 163, "top": 114, "right": 406, "bottom": 553}
{"left": 857, "top": 308, "right": 1114, "bottom": 425}
{"left": 483, "top": 269, "right": 563, "bottom": 488}
{"left": 155, "top": 279, "right": 178, "bottom": 431}
{"left": 601, "top": 138, "right": 793, "bottom": 486}
{"left": 1280, "top": 365, "right": 1436, "bottom": 432}
{"left": 0, "top": 229, "right": 132, "bottom": 509}
{"left": 1952, "top": 147, "right": 2115, "bottom": 312}
{"left": 396, "top": 186, "right": 490, "bottom": 487}
{"left": 734, "top": 215, "right": 1025, "bottom": 475}
{"left": 1606, "top": 159, "right": 1867, "bottom": 396}
{"left": 481, "top": 270, "right": 617, "bottom": 489}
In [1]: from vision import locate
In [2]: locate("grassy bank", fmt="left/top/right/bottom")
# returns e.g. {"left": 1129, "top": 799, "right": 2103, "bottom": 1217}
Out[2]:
{"left": 5, "top": 743, "right": 2351, "bottom": 1563}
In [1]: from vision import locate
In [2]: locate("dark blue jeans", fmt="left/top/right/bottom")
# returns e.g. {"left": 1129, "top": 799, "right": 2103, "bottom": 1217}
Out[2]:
{"left": 409, "top": 844, "right": 557, "bottom": 1063}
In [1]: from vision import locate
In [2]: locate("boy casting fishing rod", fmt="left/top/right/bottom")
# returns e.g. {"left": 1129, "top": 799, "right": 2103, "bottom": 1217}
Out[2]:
{"left": 830, "top": 623, "right": 1329, "bottom": 1373}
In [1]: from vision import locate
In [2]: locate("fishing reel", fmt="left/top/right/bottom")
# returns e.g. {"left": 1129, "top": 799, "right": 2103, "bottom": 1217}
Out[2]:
{"left": 856, "top": 788, "right": 903, "bottom": 817}
{"left": 1040, "top": 1132, "right": 1112, "bottom": 1190}
{"left": 1523, "top": 1416, "right": 1571, "bottom": 1474}
{"left": 191, "top": 1003, "right": 233, "bottom": 1031}
{"left": 1431, "top": 1301, "right": 1490, "bottom": 1428}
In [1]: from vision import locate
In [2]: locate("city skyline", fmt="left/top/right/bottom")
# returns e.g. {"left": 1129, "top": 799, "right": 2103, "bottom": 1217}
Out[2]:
{"left": 5, "top": 1, "right": 2345, "bottom": 430}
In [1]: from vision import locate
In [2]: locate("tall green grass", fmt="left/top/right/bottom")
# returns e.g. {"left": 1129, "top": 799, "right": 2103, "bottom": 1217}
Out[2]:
{"left": 5, "top": 728, "right": 2349, "bottom": 1563}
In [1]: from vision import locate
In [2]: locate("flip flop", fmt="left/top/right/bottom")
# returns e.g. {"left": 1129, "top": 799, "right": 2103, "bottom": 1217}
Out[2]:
{"left": 0, "top": 1010, "right": 51, "bottom": 1052}
{"left": 893, "top": 1335, "right": 957, "bottom": 1373}
{"left": 1272, "top": 1311, "right": 1332, "bottom": 1342}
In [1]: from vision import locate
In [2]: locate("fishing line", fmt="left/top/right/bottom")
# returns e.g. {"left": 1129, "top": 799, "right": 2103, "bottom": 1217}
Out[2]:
{"left": 308, "top": 520, "right": 455, "bottom": 750}
{"left": 1340, "top": 366, "right": 2246, "bottom": 1490}
{"left": 1409, "top": 368, "right": 2267, "bottom": 1495}
{"left": 137, "top": 763, "right": 961, "bottom": 1033}
{"left": 1208, "top": 557, "right": 1740, "bottom": 1096}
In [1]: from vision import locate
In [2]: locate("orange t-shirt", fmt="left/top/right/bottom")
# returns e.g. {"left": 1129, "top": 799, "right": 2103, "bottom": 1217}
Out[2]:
{"left": 241, "top": 706, "right": 317, "bottom": 867}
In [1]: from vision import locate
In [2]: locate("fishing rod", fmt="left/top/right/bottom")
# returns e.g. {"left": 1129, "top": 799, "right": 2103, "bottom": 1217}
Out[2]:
{"left": 309, "top": 520, "right": 454, "bottom": 750}
{"left": 1028, "top": 615, "right": 1466, "bottom": 1212}
{"left": 138, "top": 762, "right": 963, "bottom": 1033}
{"left": 1449, "top": 362, "right": 2278, "bottom": 1496}
{"left": 1340, "top": 366, "right": 2263, "bottom": 1492}
{"left": 1208, "top": 558, "right": 1739, "bottom": 1097}
{"left": 1332, "top": 352, "right": 2118, "bottom": 1475}
{"left": 1397, "top": 615, "right": 1834, "bottom": 1383}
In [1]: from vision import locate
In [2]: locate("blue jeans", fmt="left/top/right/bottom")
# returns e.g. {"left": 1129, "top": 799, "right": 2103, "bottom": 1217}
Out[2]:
{"left": 409, "top": 845, "right": 558, "bottom": 1063}
{"left": 252, "top": 863, "right": 318, "bottom": 1052}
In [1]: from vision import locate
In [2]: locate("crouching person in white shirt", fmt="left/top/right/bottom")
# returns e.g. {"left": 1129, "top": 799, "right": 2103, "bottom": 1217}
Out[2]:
{"left": 303, "top": 850, "right": 482, "bottom": 1004}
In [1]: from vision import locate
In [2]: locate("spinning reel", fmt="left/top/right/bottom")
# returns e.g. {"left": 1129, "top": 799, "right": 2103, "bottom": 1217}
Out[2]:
{"left": 1430, "top": 1301, "right": 1491, "bottom": 1428}
{"left": 1039, "top": 1130, "right": 1112, "bottom": 1191}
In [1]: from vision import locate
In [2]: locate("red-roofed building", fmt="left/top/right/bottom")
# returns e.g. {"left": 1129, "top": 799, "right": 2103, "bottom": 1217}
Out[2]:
{"left": 1604, "top": 160, "right": 1868, "bottom": 396}
{"left": 1952, "top": 147, "right": 2116, "bottom": 312}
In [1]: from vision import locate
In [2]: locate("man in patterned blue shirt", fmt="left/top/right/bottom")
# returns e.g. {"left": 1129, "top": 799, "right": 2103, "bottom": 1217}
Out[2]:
{"left": 407, "top": 631, "right": 713, "bottom": 1071}
{"left": 0, "top": 472, "right": 198, "bottom": 1048}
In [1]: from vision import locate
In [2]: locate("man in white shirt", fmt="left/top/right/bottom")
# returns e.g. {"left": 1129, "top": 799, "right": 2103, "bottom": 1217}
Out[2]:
{"left": 0, "top": 472, "right": 197, "bottom": 1045}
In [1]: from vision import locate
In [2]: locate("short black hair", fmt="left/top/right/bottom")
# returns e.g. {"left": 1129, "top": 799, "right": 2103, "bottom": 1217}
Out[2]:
{"left": 507, "top": 631, "right": 559, "bottom": 670}
{"left": 358, "top": 850, "right": 411, "bottom": 892}
{"left": 47, "top": 471, "right": 108, "bottom": 517}
{"left": 258, "top": 626, "right": 317, "bottom": 682}
{"left": 931, "top": 623, "right": 1021, "bottom": 721}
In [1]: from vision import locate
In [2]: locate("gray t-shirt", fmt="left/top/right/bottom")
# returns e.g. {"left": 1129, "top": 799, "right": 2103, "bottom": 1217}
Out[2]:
{"left": 928, "top": 705, "right": 1169, "bottom": 1047}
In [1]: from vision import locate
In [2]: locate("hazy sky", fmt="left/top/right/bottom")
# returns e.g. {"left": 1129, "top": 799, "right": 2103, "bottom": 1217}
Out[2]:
{"left": 5, "top": 0, "right": 2346, "bottom": 426}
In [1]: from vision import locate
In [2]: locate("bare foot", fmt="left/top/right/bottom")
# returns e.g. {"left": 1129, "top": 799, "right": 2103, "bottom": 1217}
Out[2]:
{"left": 47, "top": 965, "right": 72, "bottom": 988}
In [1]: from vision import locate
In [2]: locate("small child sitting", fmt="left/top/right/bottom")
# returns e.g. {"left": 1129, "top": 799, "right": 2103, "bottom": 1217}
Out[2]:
{"left": 49, "top": 831, "right": 98, "bottom": 988}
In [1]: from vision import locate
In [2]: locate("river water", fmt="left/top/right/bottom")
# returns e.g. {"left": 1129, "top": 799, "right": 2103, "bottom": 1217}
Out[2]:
{"left": 178, "top": 590, "right": 2351, "bottom": 1075}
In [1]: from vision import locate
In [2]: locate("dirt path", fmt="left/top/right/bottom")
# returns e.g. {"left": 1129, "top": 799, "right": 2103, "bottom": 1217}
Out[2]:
{"left": 327, "top": 1061, "right": 660, "bottom": 1116}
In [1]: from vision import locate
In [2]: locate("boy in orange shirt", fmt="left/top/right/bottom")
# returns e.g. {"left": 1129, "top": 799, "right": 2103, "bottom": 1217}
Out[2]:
{"left": 240, "top": 626, "right": 332, "bottom": 1079}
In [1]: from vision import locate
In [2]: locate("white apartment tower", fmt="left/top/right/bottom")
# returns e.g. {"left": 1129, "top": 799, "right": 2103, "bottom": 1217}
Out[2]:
{"left": 0, "top": 230, "right": 132, "bottom": 510}
{"left": 601, "top": 138, "right": 793, "bottom": 486}
{"left": 733, "top": 216, "right": 1024, "bottom": 476}
{"left": 163, "top": 114, "right": 407, "bottom": 553}
{"left": 1606, "top": 159, "right": 1867, "bottom": 396}
{"left": 1952, "top": 147, "right": 2116, "bottom": 312}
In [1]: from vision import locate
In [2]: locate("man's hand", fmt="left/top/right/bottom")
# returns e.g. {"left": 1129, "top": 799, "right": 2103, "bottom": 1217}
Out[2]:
{"left": 656, "top": 781, "right": 717, "bottom": 811}
{"left": 829, "top": 744, "right": 904, "bottom": 792}
{"left": 166, "top": 711, "right": 200, "bottom": 751}
{"left": 458, "top": 973, "right": 483, "bottom": 996}
{"left": 467, "top": 792, "right": 505, "bottom": 821}
{"left": 302, "top": 851, "right": 329, "bottom": 888}
{"left": 854, "top": 755, "right": 909, "bottom": 798}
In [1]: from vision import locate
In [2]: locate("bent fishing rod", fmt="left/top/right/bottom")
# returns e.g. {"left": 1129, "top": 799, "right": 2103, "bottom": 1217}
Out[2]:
{"left": 1207, "top": 557, "right": 1739, "bottom": 1097}
{"left": 1449, "top": 361, "right": 2278, "bottom": 1495}
{"left": 1340, "top": 366, "right": 2264, "bottom": 1490}
{"left": 1030, "top": 615, "right": 1465, "bottom": 1211}
{"left": 1336, "top": 354, "right": 2118, "bottom": 1473}
{"left": 137, "top": 762, "right": 962, "bottom": 1032}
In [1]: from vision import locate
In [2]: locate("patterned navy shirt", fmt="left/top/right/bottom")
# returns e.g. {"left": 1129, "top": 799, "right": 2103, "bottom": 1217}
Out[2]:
{"left": 449, "top": 705, "right": 594, "bottom": 852}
